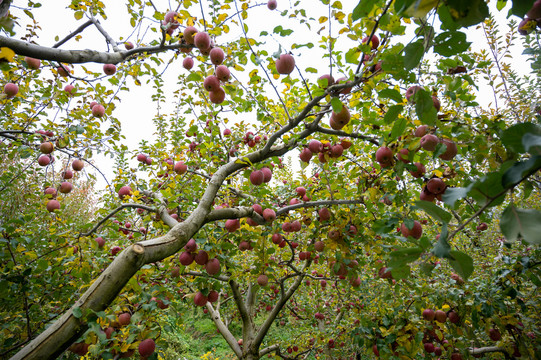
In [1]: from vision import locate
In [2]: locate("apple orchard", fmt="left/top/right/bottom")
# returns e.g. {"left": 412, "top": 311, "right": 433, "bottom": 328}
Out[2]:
{"left": 1, "top": 0, "right": 541, "bottom": 359}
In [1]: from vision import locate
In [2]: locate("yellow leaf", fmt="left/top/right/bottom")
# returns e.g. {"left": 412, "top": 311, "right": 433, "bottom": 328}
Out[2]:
{"left": 319, "top": 16, "right": 328, "bottom": 24}
{"left": 0, "top": 47, "right": 15, "bottom": 62}
{"left": 74, "top": 11, "right": 84, "bottom": 20}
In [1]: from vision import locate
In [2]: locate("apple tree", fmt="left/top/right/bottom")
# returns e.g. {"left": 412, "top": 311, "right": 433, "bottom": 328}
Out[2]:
{"left": 1, "top": 0, "right": 541, "bottom": 359}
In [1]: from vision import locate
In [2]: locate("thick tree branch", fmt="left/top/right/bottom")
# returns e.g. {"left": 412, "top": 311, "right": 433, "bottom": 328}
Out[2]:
{"left": 206, "top": 302, "right": 242, "bottom": 358}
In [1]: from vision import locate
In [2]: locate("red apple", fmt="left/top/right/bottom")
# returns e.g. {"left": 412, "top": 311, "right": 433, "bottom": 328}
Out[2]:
{"left": 118, "top": 185, "right": 133, "bottom": 199}
{"left": 267, "top": 0, "right": 277, "bottom": 10}
{"left": 92, "top": 104, "right": 105, "bottom": 117}
{"left": 3, "top": 83, "right": 18, "bottom": 98}
{"left": 209, "top": 47, "right": 224, "bottom": 65}
{"left": 138, "top": 339, "right": 155, "bottom": 357}
{"left": 400, "top": 220, "right": 422, "bottom": 239}
{"left": 215, "top": 65, "right": 230, "bottom": 81}
{"left": 72, "top": 159, "right": 84, "bottom": 171}
{"left": 362, "top": 35, "right": 379, "bottom": 50}
{"left": 46, "top": 199, "right": 60, "bottom": 212}
{"left": 194, "top": 32, "right": 211, "bottom": 50}
{"left": 420, "top": 134, "right": 439, "bottom": 151}
{"left": 183, "top": 26, "right": 198, "bottom": 44}
{"left": 24, "top": 57, "right": 41, "bottom": 69}
{"left": 103, "top": 64, "right": 117, "bottom": 75}
{"left": 183, "top": 57, "right": 194, "bottom": 70}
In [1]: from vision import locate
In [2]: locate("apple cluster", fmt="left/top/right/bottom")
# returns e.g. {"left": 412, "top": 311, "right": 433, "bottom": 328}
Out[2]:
{"left": 299, "top": 138, "right": 352, "bottom": 164}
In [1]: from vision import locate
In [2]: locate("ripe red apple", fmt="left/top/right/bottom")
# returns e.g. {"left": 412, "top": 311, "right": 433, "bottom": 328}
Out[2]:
{"left": 432, "top": 96, "right": 441, "bottom": 111}
{"left": 185, "top": 238, "right": 197, "bottom": 252}
{"left": 210, "top": 47, "right": 225, "bottom": 65}
{"left": 204, "top": 75, "right": 220, "bottom": 92}
{"left": 476, "top": 222, "right": 488, "bottom": 231}
{"left": 405, "top": 85, "right": 422, "bottom": 102}
{"left": 194, "top": 32, "right": 211, "bottom": 50}
{"left": 118, "top": 312, "right": 131, "bottom": 326}
{"left": 92, "top": 104, "right": 105, "bottom": 117}
{"left": 267, "top": 0, "right": 277, "bottom": 10}
{"left": 427, "top": 178, "right": 446, "bottom": 194}
{"left": 138, "top": 338, "right": 155, "bottom": 357}
{"left": 183, "top": 26, "right": 198, "bottom": 44}
{"left": 209, "top": 87, "right": 225, "bottom": 104}
{"left": 118, "top": 185, "right": 133, "bottom": 199}
{"left": 330, "top": 105, "right": 350, "bottom": 128}
{"left": 103, "top": 64, "right": 117, "bottom": 75}
{"left": 44, "top": 187, "right": 57, "bottom": 197}
{"left": 299, "top": 148, "right": 313, "bottom": 163}
{"left": 110, "top": 246, "right": 121, "bottom": 256}
{"left": 318, "top": 74, "right": 335, "bottom": 88}
{"left": 257, "top": 274, "right": 269, "bottom": 286}
{"left": 271, "top": 233, "right": 282, "bottom": 244}
{"left": 335, "top": 77, "right": 353, "bottom": 94}
{"left": 182, "top": 57, "right": 194, "bottom": 70}
{"left": 46, "top": 199, "right": 60, "bottom": 212}
{"left": 179, "top": 251, "right": 194, "bottom": 266}
{"left": 95, "top": 237, "right": 105, "bottom": 248}
{"left": 57, "top": 65, "right": 70, "bottom": 77}
{"left": 208, "top": 290, "right": 219, "bottom": 303}
{"left": 400, "top": 220, "right": 422, "bottom": 239}
{"left": 194, "top": 250, "right": 209, "bottom": 265}
{"left": 174, "top": 161, "right": 188, "bottom": 174}
{"left": 205, "top": 258, "right": 221, "bottom": 275}
{"left": 72, "top": 159, "right": 84, "bottom": 171}
{"left": 378, "top": 267, "right": 392, "bottom": 279}
{"left": 308, "top": 139, "right": 323, "bottom": 153}
{"left": 420, "top": 134, "right": 439, "bottom": 151}
{"left": 318, "top": 208, "right": 331, "bottom": 221}
{"left": 451, "top": 273, "right": 464, "bottom": 285}
{"left": 40, "top": 142, "right": 54, "bottom": 154}
{"left": 439, "top": 138, "right": 458, "bottom": 160}
{"left": 124, "top": 41, "right": 134, "bottom": 50}
{"left": 64, "top": 84, "right": 76, "bottom": 96}
{"left": 397, "top": 148, "right": 410, "bottom": 163}
{"left": 263, "top": 208, "right": 276, "bottom": 222}
{"left": 24, "top": 57, "right": 41, "bottom": 69}
{"left": 422, "top": 308, "right": 435, "bottom": 321}
{"left": 414, "top": 125, "right": 429, "bottom": 137}
{"left": 275, "top": 54, "right": 295, "bottom": 75}
{"left": 362, "top": 35, "right": 379, "bottom": 50}
{"left": 435, "top": 310, "right": 447, "bottom": 323}
{"left": 3, "top": 83, "right": 19, "bottom": 98}
{"left": 59, "top": 182, "right": 73, "bottom": 194}
{"left": 527, "top": 0, "right": 541, "bottom": 19}
{"left": 261, "top": 167, "right": 272, "bottom": 182}
{"left": 314, "top": 241, "right": 325, "bottom": 252}
{"left": 489, "top": 328, "right": 501, "bottom": 341}
{"left": 225, "top": 219, "right": 240, "bottom": 232}
{"left": 409, "top": 162, "right": 426, "bottom": 178}
{"left": 375, "top": 146, "right": 393, "bottom": 166}
{"left": 424, "top": 342, "right": 435, "bottom": 353}
{"left": 451, "top": 353, "right": 463, "bottom": 360}
{"left": 250, "top": 170, "right": 264, "bottom": 185}
{"left": 215, "top": 65, "right": 230, "bottom": 81}
{"left": 38, "top": 154, "right": 51, "bottom": 166}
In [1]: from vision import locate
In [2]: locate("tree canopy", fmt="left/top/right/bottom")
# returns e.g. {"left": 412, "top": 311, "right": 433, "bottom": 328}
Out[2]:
{"left": 1, "top": 0, "right": 541, "bottom": 359}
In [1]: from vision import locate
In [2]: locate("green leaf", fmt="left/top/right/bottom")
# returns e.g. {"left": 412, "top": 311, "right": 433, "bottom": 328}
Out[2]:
{"left": 413, "top": 201, "right": 452, "bottom": 223}
{"left": 72, "top": 307, "right": 82, "bottom": 319}
{"left": 501, "top": 156, "right": 541, "bottom": 189}
{"left": 441, "top": 185, "right": 472, "bottom": 208}
{"left": 438, "top": 0, "right": 489, "bottom": 28}
{"left": 186, "top": 72, "right": 203, "bottom": 82}
{"left": 433, "top": 31, "right": 471, "bottom": 57}
{"left": 331, "top": 98, "right": 343, "bottom": 113}
{"left": 500, "top": 204, "right": 541, "bottom": 244}
{"left": 522, "top": 133, "right": 541, "bottom": 155}
{"left": 448, "top": 250, "right": 474, "bottom": 280}
{"left": 414, "top": 89, "right": 437, "bottom": 125}
{"left": 352, "top": 0, "right": 378, "bottom": 21}
{"left": 432, "top": 224, "right": 451, "bottom": 258}
{"left": 383, "top": 105, "right": 403, "bottom": 124}
{"left": 378, "top": 88, "right": 403, "bottom": 102}
{"left": 389, "top": 247, "right": 423, "bottom": 268}
{"left": 403, "top": 40, "right": 425, "bottom": 71}
{"left": 389, "top": 117, "right": 406, "bottom": 141}
{"left": 389, "top": 265, "right": 410, "bottom": 280}
{"left": 501, "top": 122, "right": 541, "bottom": 154}
{"left": 509, "top": 0, "right": 533, "bottom": 18}
{"left": 273, "top": 25, "right": 293, "bottom": 36}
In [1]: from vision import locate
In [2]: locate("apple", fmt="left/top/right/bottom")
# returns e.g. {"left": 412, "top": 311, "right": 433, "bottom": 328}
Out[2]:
{"left": 378, "top": 267, "right": 392, "bottom": 279}
{"left": 451, "top": 353, "right": 463, "bottom": 360}
{"left": 179, "top": 251, "right": 194, "bottom": 265}
{"left": 118, "top": 312, "right": 131, "bottom": 326}
{"left": 95, "top": 237, "right": 105, "bottom": 248}
{"left": 239, "top": 240, "right": 251, "bottom": 251}
{"left": 424, "top": 343, "right": 435, "bottom": 353}
{"left": 38, "top": 154, "right": 51, "bottom": 166}
{"left": 194, "top": 250, "right": 209, "bottom": 265}
{"left": 405, "top": 85, "right": 422, "bottom": 102}
{"left": 263, "top": 208, "right": 276, "bottom": 222}
{"left": 275, "top": 54, "right": 295, "bottom": 75}
{"left": 318, "top": 208, "right": 331, "bottom": 221}
{"left": 257, "top": 274, "right": 269, "bottom": 286}
{"left": 72, "top": 159, "right": 84, "bottom": 171}
{"left": 185, "top": 238, "right": 197, "bottom": 252}
{"left": 261, "top": 167, "right": 272, "bottom": 182}
{"left": 435, "top": 310, "right": 447, "bottom": 323}
{"left": 422, "top": 308, "right": 435, "bottom": 321}
{"left": 110, "top": 246, "right": 121, "bottom": 256}
{"left": 296, "top": 187, "right": 306, "bottom": 197}
{"left": 308, "top": 139, "right": 323, "bottom": 153}
{"left": 174, "top": 161, "right": 188, "bottom": 174}
{"left": 103, "top": 64, "right": 117, "bottom": 75}
{"left": 64, "top": 84, "right": 76, "bottom": 96}
{"left": 373, "top": 344, "right": 379, "bottom": 357}
{"left": 209, "top": 47, "right": 224, "bottom": 65}
{"left": 451, "top": 273, "right": 464, "bottom": 285}
{"left": 414, "top": 125, "right": 429, "bottom": 137}
{"left": 434, "top": 347, "right": 442, "bottom": 356}
{"left": 267, "top": 0, "right": 277, "bottom": 10}
{"left": 204, "top": 75, "right": 220, "bottom": 92}
{"left": 44, "top": 187, "right": 57, "bottom": 197}
{"left": 439, "top": 138, "right": 458, "bottom": 160}
{"left": 409, "top": 162, "right": 426, "bottom": 178}
{"left": 92, "top": 104, "right": 105, "bottom": 117}
{"left": 271, "top": 233, "right": 282, "bottom": 244}
{"left": 24, "top": 57, "right": 41, "bottom": 69}
{"left": 427, "top": 178, "right": 446, "bottom": 194}
{"left": 318, "top": 74, "right": 335, "bottom": 88}
{"left": 118, "top": 185, "right": 133, "bottom": 199}
{"left": 489, "top": 328, "right": 501, "bottom": 341}
{"left": 57, "top": 65, "right": 70, "bottom": 77}
{"left": 335, "top": 77, "right": 353, "bottom": 94}
{"left": 138, "top": 339, "right": 155, "bottom": 357}
{"left": 46, "top": 200, "right": 60, "bottom": 212}
{"left": 40, "top": 142, "right": 54, "bottom": 154}
{"left": 476, "top": 222, "right": 488, "bottom": 231}
{"left": 208, "top": 290, "right": 219, "bottom": 303}
{"left": 375, "top": 146, "right": 393, "bottom": 166}
{"left": 124, "top": 41, "right": 134, "bottom": 50}
{"left": 3, "top": 83, "right": 19, "bottom": 98}
{"left": 299, "top": 148, "right": 313, "bottom": 163}
{"left": 164, "top": 11, "right": 179, "bottom": 28}
{"left": 215, "top": 65, "right": 230, "bottom": 81}
{"left": 432, "top": 96, "right": 441, "bottom": 111}
{"left": 420, "top": 134, "right": 439, "bottom": 151}
{"left": 194, "top": 32, "right": 211, "bottom": 50}
{"left": 183, "top": 57, "right": 194, "bottom": 70}
{"left": 291, "top": 220, "right": 301, "bottom": 232}
{"left": 362, "top": 35, "right": 379, "bottom": 50}
{"left": 183, "top": 26, "right": 198, "bottom": 44}
{"left": 330, "top": 105, "right": 350, "bottom": 128}
{"left": 209, "top": 87, "right": 225, "bottom": 104}
{"left": 59, "top": 182, "right": 73, "bottom": 194}
{"left": 249, "top": 170, "right": 264, "bottom": 185}
{"left": 448, "top": 311, "right": 459, "bottom": 324}
{"left": 397, "top": 148, "right": 410, "bottom": 163}
{"left": 400, "top": 221, "right": 422, "bottom": 239}
{"left": 314, "top": 241, "right": 325, "bottom": 252}
{"left": 205, "top": 258, "right": 221, "bottom": 275}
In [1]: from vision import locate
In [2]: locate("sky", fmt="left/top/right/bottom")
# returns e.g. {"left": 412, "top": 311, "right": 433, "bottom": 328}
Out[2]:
{"left": 8, "top": 0, "right": 533, "bottom": 191}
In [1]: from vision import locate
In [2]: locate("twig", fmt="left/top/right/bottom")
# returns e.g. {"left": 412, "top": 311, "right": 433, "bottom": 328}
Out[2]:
{"left": 52, "top": 20, "right": 93, "bottom": 48}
